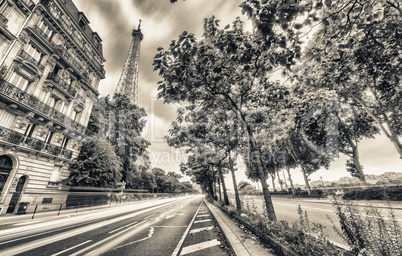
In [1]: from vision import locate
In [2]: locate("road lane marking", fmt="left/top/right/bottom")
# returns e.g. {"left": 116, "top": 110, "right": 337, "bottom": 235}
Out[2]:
{"left": 70, "top": 220, "right": 148, "bottom": 256}
{"left": 115, "top": 227, "right": 155, "bottom": 249}
{"left": 109, "top": 221, "right": 138, "bottom": 234}
{"left": 154, "top": 226, "right": 187, "bottom": 228}
{"left": 166, "top": 213, "right": 185, "bottom": 219}
{"left": 189, "top": 226, "right": 213, "bottom": 234}
{"left": 144, "top": 213, "right": 156, "bottom": 219}
{"left": 171, "top": 201, "right": 203, "bottom": 256}
{"left": 194, "top": 219, "right": 212, "bottom": 223}
{"left": 51, "top": 240, "right": 92, "bottom": 256}
{"left": 0, "top": 200, "right": 184, "bottom": 255}
{"left": 180, "top": 239, "right": 221, "bottom": 255}
{"left": 86, "top": 197, "right": 203, "bottom": 256}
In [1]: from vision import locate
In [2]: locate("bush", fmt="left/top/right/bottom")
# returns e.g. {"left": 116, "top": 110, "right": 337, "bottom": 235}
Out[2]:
{"left": 343, "top": 186, "right": 402, "bottom": 201}
{"left": 330, "top": 198, "right": 402, "bottom": 256}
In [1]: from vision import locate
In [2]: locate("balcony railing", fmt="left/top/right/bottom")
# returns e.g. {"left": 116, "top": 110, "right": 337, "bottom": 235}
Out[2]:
{"left": 0, "top": 126, "right": 73, "bottom": 159}
{"left": 0, "top": 79, "right": 86, "bottom": 135}
{"left": 0, "top": 13, "right": 8, "bottom": 24}
{"left": 46, "top": 73, "right": 77, "bottom": 97}
{"left": 54, "top": 46, "right": 91, "bottom": 83}
{"left": 75, "top": 95, "right": 85, "bottom": 107}
{"left": 45, "top": 0, "right": 104, "bottom": 75}
{"left": 19, "top": 50, "right": 45, "bottom": 72}
{"left": 33, "top": 25, "right": 56, "bottom": 47}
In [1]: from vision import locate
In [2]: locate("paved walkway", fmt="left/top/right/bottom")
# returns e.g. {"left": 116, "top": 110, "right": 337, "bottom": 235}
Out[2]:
{"left": 204, "top": 199, "right": 277, "bottom": 256}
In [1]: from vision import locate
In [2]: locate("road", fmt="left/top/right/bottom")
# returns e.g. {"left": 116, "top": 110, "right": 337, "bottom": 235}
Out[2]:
{"left": 234, "top": 195, "right": 402, "bottom": 248}
{"left": 0, "top": 195, "right": 229, "bottom": 256}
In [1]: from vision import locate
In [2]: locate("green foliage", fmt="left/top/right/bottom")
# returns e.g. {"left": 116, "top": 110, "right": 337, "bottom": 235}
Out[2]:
{"left": 87, "top": 94, "right": 151, "bottom": 189}
{"left": 343, "top": 186, "right": 402, "bottom": 201}
{"left": 66, "top": 139, "right": 122, "bottom": 188}
{"left": 331, "top": 198, "right": 402, "bottom": 256}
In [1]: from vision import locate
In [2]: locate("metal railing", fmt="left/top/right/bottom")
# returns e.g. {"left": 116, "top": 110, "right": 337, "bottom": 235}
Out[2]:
{"left": 45, "top": 0, "right": 104, "bottom": 74}
{"left": 19, "top": 50, "right": 45, "bottom": 72}
{"left": 0, "top": 126, "right": 73, "bottom": 159}
{"left": 0, "top": 79, "right": 86, "bottom": 135}
{"left": 46, "top": 73, "right": 77, "bottom": 97}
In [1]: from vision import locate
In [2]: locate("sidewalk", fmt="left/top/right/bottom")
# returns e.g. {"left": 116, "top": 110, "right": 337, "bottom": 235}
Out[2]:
{"left": 204, "top": 199, "right": 277, "bottom": 256}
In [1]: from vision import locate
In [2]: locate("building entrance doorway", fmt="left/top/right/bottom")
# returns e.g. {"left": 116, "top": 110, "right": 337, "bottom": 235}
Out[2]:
{"left": 0, "top": 155, "right": 13, "bottom": 195}
{"left": 6, "top": 176, "right": 26, "bottom": 214}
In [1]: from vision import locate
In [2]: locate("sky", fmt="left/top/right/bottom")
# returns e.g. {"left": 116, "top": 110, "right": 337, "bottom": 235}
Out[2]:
{"left": 73, "top": 0, "right": 401, "bottom": 189}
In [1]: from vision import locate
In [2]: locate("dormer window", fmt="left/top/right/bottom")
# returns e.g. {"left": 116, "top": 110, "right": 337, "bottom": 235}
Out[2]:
{"left": 78, "top": 12, "right": 89, "bottom": 30}
{"left": 92, "top": 32, "right": 101, "bottom": 48}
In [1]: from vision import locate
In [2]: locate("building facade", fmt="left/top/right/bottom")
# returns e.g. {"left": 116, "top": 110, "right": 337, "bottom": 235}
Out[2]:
{"left": 0, "top": 0, "right": 105, "bottom": 215}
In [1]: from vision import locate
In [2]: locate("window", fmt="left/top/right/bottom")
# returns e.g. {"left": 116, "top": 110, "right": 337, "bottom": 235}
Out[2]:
{"left": 45, "top": 131, "right": 54, "bottom": 144}
{"left": 61, "top": 137, "right": 69, "bottom": 149}
{"left": 49, "top": 165, "right": 61, "bottom": 183}
{"left": 38, "top": 20, "right": 53, "bottom": 39}
{"left": 0, "top": 0, "right": 11, "bottom": 15}
{"left": 26, "top": 44, "right": 42, "bottom": 62}
{"left": 9, "top": 73, "right": 30, "bottom": 91}
{"left": 24, "top": 123, "right": 36, "bottom": 137}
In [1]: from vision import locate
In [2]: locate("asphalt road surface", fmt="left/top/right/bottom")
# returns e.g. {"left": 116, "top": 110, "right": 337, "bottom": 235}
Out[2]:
{"left": 234, "top": 195, "right": 402, "bottom": 249}
{"left": 0, "top": 195, "right": 229, "bottom": 256}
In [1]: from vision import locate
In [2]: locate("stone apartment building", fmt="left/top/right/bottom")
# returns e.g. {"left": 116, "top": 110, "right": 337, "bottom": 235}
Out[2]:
{"left": 0, "top": 0, "right": 105, "bottom": 215}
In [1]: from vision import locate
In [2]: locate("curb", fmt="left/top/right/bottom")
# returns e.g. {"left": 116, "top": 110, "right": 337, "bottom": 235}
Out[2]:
{"left": 211, "top": 202, "right": 298, "bottom": 256}
{"left": 203, "top": 199, "right": 251, "bottom": 256}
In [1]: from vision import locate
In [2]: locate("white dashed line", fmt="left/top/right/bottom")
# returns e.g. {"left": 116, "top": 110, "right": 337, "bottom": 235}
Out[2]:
{"left": 180, "top": 239, "right": 221, "bottom": 255}
{"left": 194, "top": 219, "right": 212, "bottom": 224}
{"left": 51, "top": 240, "right": 92, "bottom": 256}
{"left": 189, "top": 226, "right": 214, "bottom": 234}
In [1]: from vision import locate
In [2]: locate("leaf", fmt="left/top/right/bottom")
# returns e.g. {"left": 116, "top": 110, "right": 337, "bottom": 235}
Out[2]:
{"left": 324, "top": 0, "right": 332, "bottom": 8}
{"left": 224, "top": 24, "right": 230, "bottom": 29}
{"left": 157, "top": 47, "right": 163, "bottom": 51}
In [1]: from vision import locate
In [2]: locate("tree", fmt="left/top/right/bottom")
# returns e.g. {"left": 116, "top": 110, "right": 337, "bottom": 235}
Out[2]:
{"left": 94, "top": 94, "right": 150, "bottom": 188}
{"left": 66, "top": 139, "right": 122, "bottom": 188}
{"left": 154, "top": 15, "right": 298, "bottom": 220}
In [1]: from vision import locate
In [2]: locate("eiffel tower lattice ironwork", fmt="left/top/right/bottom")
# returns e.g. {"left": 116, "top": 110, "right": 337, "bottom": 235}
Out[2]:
{"left": 114, "top": 21, "right": 143, "bottom": 105}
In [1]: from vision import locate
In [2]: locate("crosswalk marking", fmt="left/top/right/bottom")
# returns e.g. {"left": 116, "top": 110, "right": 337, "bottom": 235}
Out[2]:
{"left": 189, "top": 226, "right": 214, "bottom": 234}
{"left": 180, "top": 239, "right": 221, "bottom": 255}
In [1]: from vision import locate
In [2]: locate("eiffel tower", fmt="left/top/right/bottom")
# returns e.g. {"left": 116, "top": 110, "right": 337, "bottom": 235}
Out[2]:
{"left": 114, "top": 21, "right": 143, "bottom": 105}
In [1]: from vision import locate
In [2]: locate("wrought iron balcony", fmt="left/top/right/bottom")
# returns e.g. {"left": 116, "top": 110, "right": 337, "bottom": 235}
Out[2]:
{"left": 34, "top": 25, "right": 55, "bottom": 47}
{"left": 0, "top": 13, "right": 8, "bottom": 24}
{"left": 54, "top": 45, "right": 90, "bottom": 83}
{"left": 19, "top": 50, "right": 45, "bottom": 72}
{"left": 46, "top": 73, "right": 77, "bottom": 97}
{"left": 75, "top": 95, "right": 85, "bottom": 107}
{"left": 0, "top": 79, "right": 86, "bottom": 135}
{"left": 44, "top": 0, "right": 104, "bottom": 76}
{"left": 0, "top": 126, "right": 73, "bottom": 159}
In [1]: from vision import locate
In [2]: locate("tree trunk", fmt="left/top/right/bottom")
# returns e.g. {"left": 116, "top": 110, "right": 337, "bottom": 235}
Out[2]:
{"left": 229, "top": 152, "right": 241, "bottom": 210}
{"left": 338, "top": 114, "right": 367, "bottom": 183}
{"left": 217, "top": 176, "right": 222, "bottom": 202}
{"left": 347, "top": 90, "right": 402, "bottom": 158}
{"left": 286, "top": 167, "right": 296, "bottom": 195}
{"left": 352, "top": 146, "right": 366, "bottom": 183}
{"left": 208, "top": 181, "right": 214, "bottom": 198}
{"left": 218, "top": 165, "right": 229, "bottom": 205}
{"left": 276, "top": 165, "right": 284, "bottom": 191}
{"left": 235, "top": 108, "right": 276, "bottom": 221}
{"left": 300, "top": 164, "right": 312, "bottom": 195}
{"left": 282, "top": 168, "right": 288, "bottom": 190}
{"left": 269, "top": 172, "right": 276, "bottom": 191}
{"left": 254, "top": 147, "right": 276, "bottom": 221}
